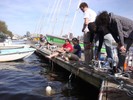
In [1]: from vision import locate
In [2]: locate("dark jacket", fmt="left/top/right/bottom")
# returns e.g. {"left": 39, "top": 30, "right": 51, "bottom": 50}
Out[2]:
{"left": 109, "top": 13, "right": 133, "bottom": 45}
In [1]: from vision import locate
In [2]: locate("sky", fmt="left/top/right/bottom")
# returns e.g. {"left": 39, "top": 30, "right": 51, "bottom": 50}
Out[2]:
{"left": 0, "top": 0, "right": 133, "bottom": 37}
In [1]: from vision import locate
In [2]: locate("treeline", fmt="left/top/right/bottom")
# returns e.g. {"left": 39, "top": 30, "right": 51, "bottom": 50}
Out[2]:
{"left": 0, "top": 20, "right": 13, "bottom": 37}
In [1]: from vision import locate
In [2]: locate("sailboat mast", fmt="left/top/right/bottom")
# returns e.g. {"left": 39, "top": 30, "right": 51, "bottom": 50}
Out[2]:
{"left": 45, "top": 0, "right": 58, "bottom": 33}
{"left": 60, "top": 0, "right": 72, "bottom": 36}
{"left": 34, "top": 0, "right": 52, "bottom": 36}
{"left": 34, "top": 14, "right": 42, "bottom": 36}
{"left": 39, "top": 0, "right": 52, "bottom": 35}
{"left": 69, "top": 0, "right": 82, "bottom": 32}
{"left": 51, "top": 0, "right": 63, "bottom": 34}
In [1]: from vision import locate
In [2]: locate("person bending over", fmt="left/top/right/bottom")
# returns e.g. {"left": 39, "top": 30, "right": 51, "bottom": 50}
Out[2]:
{"left": 95, "top": 11, "right": 133, "bottom": 73}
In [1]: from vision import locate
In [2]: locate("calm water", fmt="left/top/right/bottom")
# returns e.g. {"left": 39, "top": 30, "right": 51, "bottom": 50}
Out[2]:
{"left": 0, "top": 40, "right": 99, "bottom": 100}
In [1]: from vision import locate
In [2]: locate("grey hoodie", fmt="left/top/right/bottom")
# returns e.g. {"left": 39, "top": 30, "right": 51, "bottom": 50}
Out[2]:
{"left": 109, "top": 13, "right": 133, "bottom": 45}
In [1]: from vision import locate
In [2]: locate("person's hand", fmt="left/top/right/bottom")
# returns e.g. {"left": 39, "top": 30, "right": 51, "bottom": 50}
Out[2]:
{"left": 118, "top": 43, "right": 126, "bottom": 52}
{"left": 120, "top": 46, "right": 126, "bottom": 52}
{"left": 63, "top": 48, "right": 70, "bottom": 52}
{"left": 63, "top": 48, "right": 66, "bottom": 51}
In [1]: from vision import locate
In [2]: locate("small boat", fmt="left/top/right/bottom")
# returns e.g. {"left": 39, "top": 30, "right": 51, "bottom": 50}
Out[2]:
{"left": 0, "top": 38, "right": 31, "bottom": 50}
{"left": 0, "top": 44, "right": 30, "bottom": 50}
{"left": 0, "top": 47, "right": 36, "bottom": 62}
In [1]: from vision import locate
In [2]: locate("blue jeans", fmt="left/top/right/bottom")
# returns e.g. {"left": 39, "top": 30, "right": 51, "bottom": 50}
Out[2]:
{"left": 96, "top": 34, "right": 114, "bottom": 59}
{"left": 96, "top": 33, "right": 115, "bottom": 67}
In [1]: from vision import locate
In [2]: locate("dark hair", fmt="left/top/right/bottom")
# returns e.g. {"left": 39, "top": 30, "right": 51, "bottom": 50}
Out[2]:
{"left": 72, "top": 38, "right": 79, "bottom": 43}
{"left": 65, "top": 39, "right": 70, "bottom": 43}
{"left": 79, "top": 2, "right": 88, "bottom": 8}
{"left": 95, "top": 11, "right": 110, "bottom": 27}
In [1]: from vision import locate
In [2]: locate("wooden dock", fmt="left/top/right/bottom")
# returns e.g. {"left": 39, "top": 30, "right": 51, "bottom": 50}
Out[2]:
{"left": 30, "top": 43, "right": 133, "bottom": 100}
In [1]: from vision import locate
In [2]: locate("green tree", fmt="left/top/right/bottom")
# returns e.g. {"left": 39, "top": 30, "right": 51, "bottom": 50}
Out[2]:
{"left": 0, "top": 20, "right": 13, "bottom": 37}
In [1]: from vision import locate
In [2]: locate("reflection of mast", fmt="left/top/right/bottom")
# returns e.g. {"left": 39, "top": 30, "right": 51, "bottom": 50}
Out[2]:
{"left": 34, "top": 15, "right": 42, "bottom": 35}
{"left": 69, "top": 0, "right": 82, "bottom": 32}
{"left": 60, "top": 0, "right": 72, "bottom": 36}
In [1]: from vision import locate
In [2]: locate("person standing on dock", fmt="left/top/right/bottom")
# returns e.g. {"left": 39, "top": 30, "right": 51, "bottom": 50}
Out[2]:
{"left": 86, "top": 21, "right": 116, "bottom": 72}
{"left": 95, "top": 11, "right": 133, "bottom": 73}
{"left": 79, "top": 2, "right": 97, "bottom": 65}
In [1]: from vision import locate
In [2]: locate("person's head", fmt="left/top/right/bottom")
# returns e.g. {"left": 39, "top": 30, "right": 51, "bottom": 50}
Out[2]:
{"left": 72, "top": 38, "right": 79, "bottom": 45}
{"left": 79, "top": 2, "right": 88, "bottom": 12}
{"left": 65, "top": 39, "right": 70, "bottom": 44}
{"left": 95, "top": 11, "right": 110, "bottom": 27}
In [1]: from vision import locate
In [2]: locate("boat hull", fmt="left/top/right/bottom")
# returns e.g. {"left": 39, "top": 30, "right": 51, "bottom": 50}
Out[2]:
{"left": 0, "top": 48, "right": 36, "bottom": 62}
{"left": 0, "top": 44, "right": 30, "bottom": 50}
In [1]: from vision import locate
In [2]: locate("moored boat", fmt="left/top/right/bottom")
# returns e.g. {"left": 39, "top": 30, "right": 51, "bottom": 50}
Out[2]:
{"left": 0, "top": 44, "right": 30, "bottom": 50}
{"left": 0, "top": 38, "right": 31, "bottom": 50}
{"left": 0, "top": 47, "right": 36, "bottom": 62}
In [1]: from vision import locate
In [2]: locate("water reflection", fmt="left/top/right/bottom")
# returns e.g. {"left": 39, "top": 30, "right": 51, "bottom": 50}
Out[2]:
{"left": 0, "top": 53, "right": 62, "bottom": 99}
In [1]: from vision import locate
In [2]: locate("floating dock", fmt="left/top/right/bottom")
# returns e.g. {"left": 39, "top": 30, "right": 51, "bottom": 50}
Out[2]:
{"left": 30, "top": 42, "right": 133, "bottom": 100}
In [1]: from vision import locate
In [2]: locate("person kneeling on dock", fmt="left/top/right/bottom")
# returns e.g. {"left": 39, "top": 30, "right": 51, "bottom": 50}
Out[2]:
{"left": 87, "top": 20, "right": 116, "bottom": 72}
{"left": 95, "top": 11, "right": 133, "bottom": 73}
